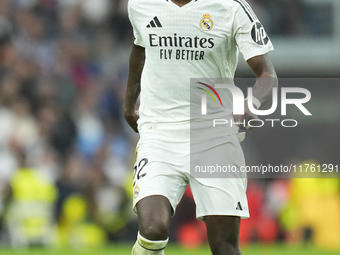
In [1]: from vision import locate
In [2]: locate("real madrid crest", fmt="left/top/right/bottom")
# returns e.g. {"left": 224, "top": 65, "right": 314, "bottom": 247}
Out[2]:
{"left": 200, "top": 13, "right": 213, "bottom": 31}
{"left": 134, "top": 185, "right": 140, "bottom": 198}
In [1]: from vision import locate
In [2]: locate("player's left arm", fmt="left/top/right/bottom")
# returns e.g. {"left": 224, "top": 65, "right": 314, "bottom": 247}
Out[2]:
{"left": 231, "top": 0, "right": 278, "bottom": 129}
{"left": 234, "top": 54, "right": 278, "bottom": 129}
{"left": 247, "top": 53, "right": 278, "bottom": 106}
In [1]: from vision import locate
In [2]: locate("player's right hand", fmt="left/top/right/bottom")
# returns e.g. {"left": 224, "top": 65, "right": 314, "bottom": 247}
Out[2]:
{"left": 123, "top": 110, "right": 139, "bottom": 133}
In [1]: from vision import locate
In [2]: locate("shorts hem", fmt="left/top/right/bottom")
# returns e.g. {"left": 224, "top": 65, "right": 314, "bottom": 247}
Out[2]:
{"left": 196, "top": 212, "right": 250, "bottom": 222}
{"left": 133, "top": 193, "right": 178, "bottom": 217}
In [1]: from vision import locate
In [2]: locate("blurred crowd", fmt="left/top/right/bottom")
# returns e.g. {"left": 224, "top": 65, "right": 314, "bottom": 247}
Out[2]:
{"left": 0, "top": 0, "right": 338, "bottom": 250}
{"left": 0, "top": 0, "right": 135, "bottom": 247}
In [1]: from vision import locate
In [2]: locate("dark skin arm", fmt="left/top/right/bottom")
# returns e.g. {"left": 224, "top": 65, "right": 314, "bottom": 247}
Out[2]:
{"left": 234, "top": 53, "right": 278, "bottom": 129}
{"left": 123, "top": 44, "right": 145, "bottom": 133}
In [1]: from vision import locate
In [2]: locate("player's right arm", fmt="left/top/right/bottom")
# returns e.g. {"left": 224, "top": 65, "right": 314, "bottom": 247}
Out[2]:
{"left": 123, "top": 44, "right": 145, "bottom": 133}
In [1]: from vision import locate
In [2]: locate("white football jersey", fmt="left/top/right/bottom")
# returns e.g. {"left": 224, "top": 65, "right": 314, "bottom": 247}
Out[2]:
{"left": 128, "top": 0, "right": 274, "bottom": 141}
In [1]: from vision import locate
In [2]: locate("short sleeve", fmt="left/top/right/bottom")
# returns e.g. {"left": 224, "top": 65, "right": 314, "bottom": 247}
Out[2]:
{"left": 128, "top": 1, "right": 145, "bottom": 47}
{"left": 232, "top": 0, "right": 274, "bottom": 61}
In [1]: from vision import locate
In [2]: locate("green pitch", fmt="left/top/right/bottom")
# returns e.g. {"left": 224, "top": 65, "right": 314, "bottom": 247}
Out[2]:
{"left": 1, "top": 244, "right": 339, "bottom": 255}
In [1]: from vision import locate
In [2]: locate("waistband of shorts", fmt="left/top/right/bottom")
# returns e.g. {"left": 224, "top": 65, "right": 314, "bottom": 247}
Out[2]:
{"left": 138, "top": 121, "right": 238, "bottom": 142}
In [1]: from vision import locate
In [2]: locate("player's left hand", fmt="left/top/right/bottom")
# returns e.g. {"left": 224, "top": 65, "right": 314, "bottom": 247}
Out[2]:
{"left": 233, "top": 100, "right": 260, "bottom": 131}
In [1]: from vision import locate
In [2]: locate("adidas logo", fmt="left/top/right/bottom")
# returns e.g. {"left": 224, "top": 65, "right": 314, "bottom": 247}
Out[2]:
{"left": 236, "top": 201, "right": 243, "bottom": 211}
{"left": 146, "top": 16, "right": 162, "bottom": 28}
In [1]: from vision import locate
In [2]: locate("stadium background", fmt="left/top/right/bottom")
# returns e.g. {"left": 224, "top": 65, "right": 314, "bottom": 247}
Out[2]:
{"left": 0, "top": 0, "right": 339, "bottom": 254}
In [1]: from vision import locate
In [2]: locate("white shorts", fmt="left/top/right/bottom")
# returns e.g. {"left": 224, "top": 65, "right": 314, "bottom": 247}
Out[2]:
{"left": 132, "top": 135, "right": 250, "bottom": 221}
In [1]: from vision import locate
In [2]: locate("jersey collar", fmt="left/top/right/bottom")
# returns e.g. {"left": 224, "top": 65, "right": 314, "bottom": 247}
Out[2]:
{"left": 166, "top": 0, "right": 197, "bottom": 13}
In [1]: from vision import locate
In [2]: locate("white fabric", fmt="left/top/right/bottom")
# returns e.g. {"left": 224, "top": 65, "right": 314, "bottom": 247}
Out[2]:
{"left": 132, "top": 136, "right": 250, "bottom": 220}
{"left": 128, "top": 0, "right": 274, "bottom": 142}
